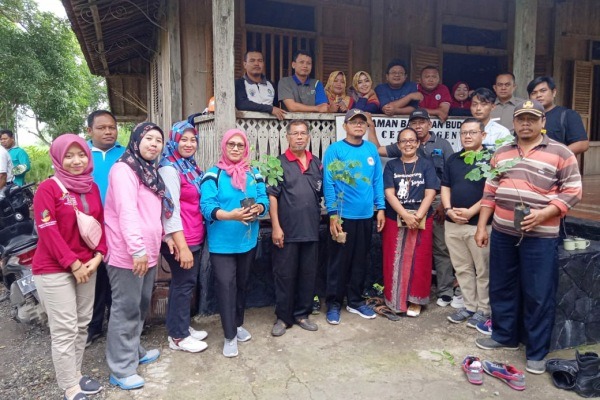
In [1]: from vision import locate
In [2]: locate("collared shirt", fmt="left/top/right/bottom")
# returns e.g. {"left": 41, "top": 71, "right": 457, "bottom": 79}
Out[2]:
{"left": 374, "top": 81, "right": 419, "bottom": 110}
{"left": 483, "top": 120, "right": 512, "bottom": 151}
{"left": 234, "top": 74, "right": 276, "bottom": 114}
{"left": 481, "top": 135, "right": 582, "bottom": 238}
{"left": 87, "top": 140, "right": 125, "bottom": 204}
{"left": 490, "top": 96, "right": 524, "bottom": 131}
{"left": 277, "top": 75, "right": 328, "bottom": 109}
{"left": 7, "top": 146, "right": 29, "bottom": 186}
{"left": 267, "top": 149, "right": 322, "bottom": 242}
{"left": 418, "top": 84, "right": 452, "bottom": 110}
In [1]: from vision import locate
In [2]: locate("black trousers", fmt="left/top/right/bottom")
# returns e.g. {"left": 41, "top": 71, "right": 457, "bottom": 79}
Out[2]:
{"left": 272, "top": 241, "right": 318, "bottom": 326}
{"left": 326, "top": 218, "right": 372, "bottom": 309}
{"left": 161, "top": 242, "right": 201, "bottom": 339}
{"left": 211, "top": 248, "right": 256, "bottom": 340}
{"left": 89, "top": 261, "right": 111, "bottom": 335}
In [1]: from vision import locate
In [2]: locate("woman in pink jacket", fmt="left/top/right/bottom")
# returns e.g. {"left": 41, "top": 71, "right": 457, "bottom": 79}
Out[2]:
{"left": 103, "top": 122, "right": 171, "bottom": 390}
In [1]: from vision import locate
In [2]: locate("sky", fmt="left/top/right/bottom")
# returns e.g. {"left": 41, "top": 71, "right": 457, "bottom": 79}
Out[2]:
{"left": 36, "top": 0, "right": 67, "bottom": 18}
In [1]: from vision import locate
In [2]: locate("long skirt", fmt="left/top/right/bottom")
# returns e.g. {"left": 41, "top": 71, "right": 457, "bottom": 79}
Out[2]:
{"left": 382, "top": 216, "right": 433, "bottom": 313}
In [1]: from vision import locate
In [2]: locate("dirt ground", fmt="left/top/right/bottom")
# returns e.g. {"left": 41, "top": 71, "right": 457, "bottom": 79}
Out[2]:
{"left": 0, "top": 284, "right": 597, "bottom": 400}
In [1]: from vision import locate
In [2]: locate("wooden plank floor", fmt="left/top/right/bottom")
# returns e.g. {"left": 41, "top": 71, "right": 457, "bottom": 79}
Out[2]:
{"left": 569, "top": 175, "right": 600, "bottom": 221}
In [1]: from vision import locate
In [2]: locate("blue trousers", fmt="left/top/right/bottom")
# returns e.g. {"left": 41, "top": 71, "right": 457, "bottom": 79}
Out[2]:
{"left": 489, "top": 229, "right": 559, "bottom": 360}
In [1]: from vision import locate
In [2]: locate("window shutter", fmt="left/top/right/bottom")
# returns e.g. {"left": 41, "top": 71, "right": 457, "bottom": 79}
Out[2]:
{"left": 318, "top": 37, "right": 353, "bottom": 83}
{"left": 571, "top": 61, "right": 593, "bottom": 134}
{"left": 234, "top": 29, "right": 245, "bottom": 79}
{"left": 410, "top": 46, "right": 443, "bottom": 82}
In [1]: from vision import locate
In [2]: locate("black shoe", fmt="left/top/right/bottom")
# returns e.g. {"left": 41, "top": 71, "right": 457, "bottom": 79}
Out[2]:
{"left": 79, "top": 375, "right": 103, "bottom": 395}
{"left": 271, "top": 319, "right": 286, "bottom": 337}
{"left": 546, "top": 358, "right": 578, "bottom": 390}
{"left": 85, "top": 331, "right": 102, "bottom": 348}
{"left": 311, "top": 296, "right": 321, "bottom": 315}
{"left": 574, "top": 351, "right": 600, "bottom": 397}
{"left": 296, "top": 318, "right": 318, "bottom": 331}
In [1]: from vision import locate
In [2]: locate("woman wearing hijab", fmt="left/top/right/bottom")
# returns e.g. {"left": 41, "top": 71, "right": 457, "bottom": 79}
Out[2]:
{"left": 33, "top": 134, "right": 106, "bottom": 400}
{"left": 348, "top": 71, "right": 380, "bottom": 114}
{"left": 158, "top": 121, "right": 207, "bottom": 353}
{"left": 325, "top": 71, "right": 354, "bottom": 113}
{"left": 449, "top": 81, "right": 473, "bottom": 117}
{"left": 104, "top": 122, "right": 171, "bottom": 390}
{"left": 200, "top": 129, "right": 269, "bottom": 358}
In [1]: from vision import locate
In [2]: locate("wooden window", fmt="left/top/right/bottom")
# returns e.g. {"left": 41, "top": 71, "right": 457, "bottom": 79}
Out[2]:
{"left": 571, "top": 61, "right": 593, "bottom": 136}
{"left": 410, "top": 46, "right": 442, "bottom": 82}
{"left": 319, "top": 37, "right": 353, "bottom": 83}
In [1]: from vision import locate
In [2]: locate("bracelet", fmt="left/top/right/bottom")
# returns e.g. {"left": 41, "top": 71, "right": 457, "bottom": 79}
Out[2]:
{"left": 72, "top": 263, "right": 82, "bottom": 273}
{"left": 444, "top": 207, "right": 452, "bottom": 215}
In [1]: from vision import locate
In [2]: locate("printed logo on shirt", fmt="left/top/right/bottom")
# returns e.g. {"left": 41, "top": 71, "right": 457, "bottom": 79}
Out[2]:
{"left": 367, "top": 157, "right": 375, "bottom": 166}
{"left": 249, "top": 88, "right": 257, "bottom": 97}
{"left": 41, "top": 209, "right": 51, "bottom": 223}
{"left": 435, "top": 94, "right": 441, "bottom": 101}
{"left": 316, "top": 179, "right": 322, "bottom": 192}
{"left": 268, "top": 88, "right": 273, "bottom": 96}
{"left": 61, "top": 193, "right": 77, "bottom": 206}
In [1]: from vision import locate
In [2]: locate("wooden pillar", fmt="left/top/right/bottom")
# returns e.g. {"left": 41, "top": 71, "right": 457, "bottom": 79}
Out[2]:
{"left": 167, "top": 0, "right": 183, "bottom": 122}
{"left": 370, "top": 0, "right": 384, "bottom": 83}
{"left": 212, "top": 0, "right": 236, "bottom": 137}
{"left": 512, "top": 0, "right": 537, "bottom": 99}
{"left": 551, "top": 1, "right": 565, "bottom": 105}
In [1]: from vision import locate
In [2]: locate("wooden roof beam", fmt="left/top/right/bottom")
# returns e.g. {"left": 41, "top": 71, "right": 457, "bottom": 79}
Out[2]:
{"left": 89, "top": 1, "right": 110, "bottom": 76}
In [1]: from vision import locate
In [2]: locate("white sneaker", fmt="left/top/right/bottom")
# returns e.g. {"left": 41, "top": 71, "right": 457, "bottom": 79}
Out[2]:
{"left": 451, "top": 295, "right": 464, "bottom": 309}
{"left": 236, "top": 326, "right": 252, "bottom": 342}
{"left": 168, "top": 336, "right": 208, "bottom": 353}
{"left": 189, "top": 326, "right": 208, "bottom": 341}
{"left": 223, "top": 337, "right": 238, "bottom": 357}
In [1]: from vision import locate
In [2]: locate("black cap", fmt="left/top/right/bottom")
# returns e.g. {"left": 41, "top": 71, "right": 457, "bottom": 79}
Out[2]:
{"left": 513, "top": 100, "right": 545, "bottom": 118}
{"left": 408, "top": 108, "right": 430, "bottom": 122}
{"left": 344, "top": 108, "right": 368, "bottom": 123}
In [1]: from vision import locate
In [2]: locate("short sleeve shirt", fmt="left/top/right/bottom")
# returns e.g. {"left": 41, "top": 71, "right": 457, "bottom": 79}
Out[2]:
{"left": 277, "top": 76, "right": 328, "bottom": 108}
{"left": 544, "top": 106, "right": 588, "bottom": 146}
{"left": 374, "top": 81, "right": 420, "bottom": 109}
{"left": 0, "top": 147, "right": 14, "bottom": 183}
{"left": 418, "top": 84, "right": 452, "bottom": 109}
{"left": 385, "top": 133, "right": 454, "bottom": 180}
{"left": 383, "top": 157, "right": 439, "bottom": 220}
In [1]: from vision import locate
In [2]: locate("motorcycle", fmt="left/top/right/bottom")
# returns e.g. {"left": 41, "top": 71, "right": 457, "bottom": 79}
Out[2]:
{"left": 0, "top": 183, "right": 46, "bottom": 324}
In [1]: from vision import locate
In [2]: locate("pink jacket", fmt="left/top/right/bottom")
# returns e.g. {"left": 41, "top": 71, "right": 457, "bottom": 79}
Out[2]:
{"left": 104, "top": 163, "right": 162, "bottom": 269}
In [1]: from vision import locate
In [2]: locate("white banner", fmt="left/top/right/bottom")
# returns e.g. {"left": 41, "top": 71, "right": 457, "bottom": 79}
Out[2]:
{"left": 335, "top": 116, "right": 466, "bottom": 152}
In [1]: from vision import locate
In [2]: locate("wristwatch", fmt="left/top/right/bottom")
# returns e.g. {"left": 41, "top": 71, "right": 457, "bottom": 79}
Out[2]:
{"left": 444, "top": 207, "right": 452, "bottom": 215}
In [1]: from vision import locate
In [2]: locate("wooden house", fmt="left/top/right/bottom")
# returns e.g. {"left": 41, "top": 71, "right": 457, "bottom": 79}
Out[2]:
{"left": 61, "top": 0, "right": 600, "bottom": 174}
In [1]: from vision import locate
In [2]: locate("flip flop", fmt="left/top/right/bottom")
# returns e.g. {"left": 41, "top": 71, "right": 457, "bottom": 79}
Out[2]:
{"left": 373, "top": 304, "right": 401, "bottom": 321}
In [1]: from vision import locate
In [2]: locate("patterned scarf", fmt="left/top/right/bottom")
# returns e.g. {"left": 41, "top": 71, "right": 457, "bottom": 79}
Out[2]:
{"left": 159, "top": 121, "right": 203, "bottom": 193}
{"left": 118, "top": 122, "right": 174, "bottom": 218}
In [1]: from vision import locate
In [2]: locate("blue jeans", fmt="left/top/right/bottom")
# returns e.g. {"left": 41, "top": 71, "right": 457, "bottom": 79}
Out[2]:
{"left": 489, "top": 229, "right": 559, "bottom": 361}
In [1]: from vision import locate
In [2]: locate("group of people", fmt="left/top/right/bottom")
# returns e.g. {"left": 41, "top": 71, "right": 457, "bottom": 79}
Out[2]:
{"left": 29, "top": 48, "right": 590, "bottom": 399}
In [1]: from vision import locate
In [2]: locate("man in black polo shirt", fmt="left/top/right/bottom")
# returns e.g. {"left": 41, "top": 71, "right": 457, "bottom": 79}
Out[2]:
{"left": 441, "top": 117, "right": 491, "bottom": 329}
{"left": 268, "top": 119, "right": 323, "bottom": 336}
{"left": 235, "top": 49, "right": 286, "bottom": 120}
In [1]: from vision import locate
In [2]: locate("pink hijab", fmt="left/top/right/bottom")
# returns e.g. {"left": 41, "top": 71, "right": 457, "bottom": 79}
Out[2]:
{"left": 50, "top": 133, "right": 94, "bottom": 193}
{"left": 216, "top": 129, "right": 250, "bottom": 192}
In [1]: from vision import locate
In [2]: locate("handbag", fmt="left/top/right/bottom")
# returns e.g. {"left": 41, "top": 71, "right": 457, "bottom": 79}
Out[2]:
{"left": 52, "top": 177, "right": 102, "bottom": 249}
{"left": 397, "top": 210, "right": 426, "bottom": 230}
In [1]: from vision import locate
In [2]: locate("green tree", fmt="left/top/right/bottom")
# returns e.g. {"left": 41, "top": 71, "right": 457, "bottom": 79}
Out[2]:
{"left": 0, "top": 0, "right": 106, "bottom": 144}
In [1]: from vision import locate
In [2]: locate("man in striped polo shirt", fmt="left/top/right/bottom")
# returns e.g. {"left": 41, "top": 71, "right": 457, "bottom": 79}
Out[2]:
{"left": 473, "top": 99, "right": 582, "bottom": 375}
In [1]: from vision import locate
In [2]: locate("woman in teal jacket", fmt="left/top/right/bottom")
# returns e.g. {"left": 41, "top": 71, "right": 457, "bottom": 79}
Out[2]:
{"left": 200, "top": 128, "right": 268, "bottom": 358}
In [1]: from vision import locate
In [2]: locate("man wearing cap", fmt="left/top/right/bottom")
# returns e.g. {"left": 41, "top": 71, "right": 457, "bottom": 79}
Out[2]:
{"left": 323, "top": 108, "right": 385, "bottom": 325}
{"left": 268, "top": 119, "right": 322, "bottom": 337}
{"left": 474, "top": 100, "right": 582, "bottom": 374}
{"left": 527, "top": 76, "right": 589, "bottom": 156}
{"left": 368, "top": 109, "right": 457, "bottom": 308}
{"left": 235, "top": 50, "right": 286, "bottom": 120}
{"left": 490, "top": 73, "right": 524, "bottom": 131}
{"left": 278, "top": 50, "right": 328, "bottom": 113}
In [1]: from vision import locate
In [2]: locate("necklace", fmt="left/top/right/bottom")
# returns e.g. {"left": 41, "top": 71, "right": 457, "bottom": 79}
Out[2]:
{"left": 401, "top": 157, "right": 418, "bottom": 190}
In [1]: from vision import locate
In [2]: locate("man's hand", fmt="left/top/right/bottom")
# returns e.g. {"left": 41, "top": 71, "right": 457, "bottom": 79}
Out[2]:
{"left": 376, "top": 210, "right": 385, "bottom": 232}
{"left": 448, "top": 208, "right": 469, "bottom": 224}
{"left": 329, "top": 216, "right": 344, "bottom": 238}
{"left": 272, "top": 225, "right": 284, "bottom": 249}
{"left": 382, "top": 103, "right": 395, "bottom": 116}
{"left": 521, "top": 207, "right": 558, "bottom": 232}
{"left": 271, "top": 107, "right": 286, "bottom": 121}
{"left": 410, "top": 92, "right": 424, "bottom": 102}
{"left": 133, "top": 255, "right": 149, "bottom": 277}
{"left": 474, "top": 227, "right": 489, "bottom": 247}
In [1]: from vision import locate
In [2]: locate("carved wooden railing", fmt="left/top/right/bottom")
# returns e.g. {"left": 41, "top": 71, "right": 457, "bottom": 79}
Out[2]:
{"left": 194, "top": 111, "right": 339, "bottom": 170}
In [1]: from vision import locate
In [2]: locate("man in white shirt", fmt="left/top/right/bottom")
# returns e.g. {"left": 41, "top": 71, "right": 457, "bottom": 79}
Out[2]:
{"left": 0, "top": 145, "right": 14, "bottom": 189}
{"left": 470, "top": 88, "right": 512, "bottom": 151}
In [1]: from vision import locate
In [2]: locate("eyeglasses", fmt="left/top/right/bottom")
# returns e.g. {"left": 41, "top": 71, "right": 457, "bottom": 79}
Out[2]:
{"left": 399, "top": 139, "right": 417, "bottom": 145}
{"left": 347, "top": 120, "right": 367, "bottom": 126}
{"left": 287, "top": 132, "right": 309, "bottom": 137}
{"left": 226, "top": 142, "right": 246, "bottom": 150}
{"left": 460, "top": 130, "right": 482, "bottom": 137}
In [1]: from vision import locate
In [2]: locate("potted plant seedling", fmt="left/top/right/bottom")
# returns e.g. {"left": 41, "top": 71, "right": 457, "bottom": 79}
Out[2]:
{"left": 463, "top": 136, "right": 528, "bottom": 231}
{"left": 327, "top": 158, "right": 370, "bottom": 243}
{"left": 238, "top": 152, "right": 283, "bottom": 222}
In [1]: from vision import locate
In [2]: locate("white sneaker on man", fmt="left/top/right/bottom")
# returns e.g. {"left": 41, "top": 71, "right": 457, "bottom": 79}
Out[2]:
{"left": 189, "top": 326, "right": 208, "bottom": 341}
{"left": 168, "top": 336, "right": 208, "bottom": 353}
{"left": 451, "top": 295, "right": 464, "bottom": 309}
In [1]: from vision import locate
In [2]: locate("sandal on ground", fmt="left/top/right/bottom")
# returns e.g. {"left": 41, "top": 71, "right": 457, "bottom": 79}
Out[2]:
{"left": 406, "top": 303, "right": 421, "bottom": 317}
{"left": 373, "top": 305, "right": 401, "bottom": 321}
{"left": 365, "top": 297, "right": 385, "bottom": 308}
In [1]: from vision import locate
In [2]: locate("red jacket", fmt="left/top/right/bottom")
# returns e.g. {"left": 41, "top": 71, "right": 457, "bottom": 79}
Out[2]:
{"left": 32, "top": 179, "right": 107, "bottom": 275}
